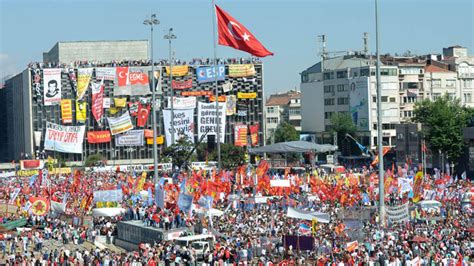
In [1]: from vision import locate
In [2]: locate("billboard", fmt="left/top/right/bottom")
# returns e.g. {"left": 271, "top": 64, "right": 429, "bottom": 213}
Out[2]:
{"left": 115, "top": 130, "right": 144, "bottom": 146}
{"left": 44, "top": 122, "right": 85, "bottom": 154}
{"left": 349, "top": 77, "right": 370, "bottom": 131}
{"left": 196, "top": 65, "right": 225, "bottom": 83}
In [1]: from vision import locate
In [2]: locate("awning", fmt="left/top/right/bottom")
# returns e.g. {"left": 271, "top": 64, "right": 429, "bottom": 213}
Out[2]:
{"left": 249, "top": 141, "right": 337, "bottom": 154}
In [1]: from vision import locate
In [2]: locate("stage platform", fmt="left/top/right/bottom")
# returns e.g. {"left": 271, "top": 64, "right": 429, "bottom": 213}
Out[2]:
{"left": 115, "top": 220, "right": 190, "bottom": 251}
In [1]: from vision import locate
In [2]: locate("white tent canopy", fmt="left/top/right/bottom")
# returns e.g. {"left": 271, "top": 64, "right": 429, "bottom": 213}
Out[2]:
{"left": 249, "top": 141, "right": 337, "bottom": 154}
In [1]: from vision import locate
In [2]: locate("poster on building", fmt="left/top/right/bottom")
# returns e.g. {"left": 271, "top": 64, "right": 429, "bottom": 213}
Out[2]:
{"left": 136, "top": 103, "right": 151, "bottom": 127}
{"left": 114, "top": 67, "right": 151, "bottom": 96}
{"left": 162, "top": 109, "right": 195, "bottom": 146}
{"left": 75, "top": 101, "right": 87, "bottom": 123}
{"left": 115, "top": 130, "right": 144, "bottom": 146}
{"left": 87, "top": 130, "right": 111, "bottom": 144}
{"left": 197, "top": 102, "right": 226, "bottom": 143}
{"left": 196, "top": 65, "right": 225, "bottom": 83}
{"left": 44, "top": 122, "right": 85, "bottom": 154}
{"left": 172, "top": 79, "right": 193, "bottom": 90}
{"left": 43, "top": 68, "right": 62, "bottom": 106}
{"left": 91, "top": 80, "right": 104, "bottom": 125}
{"left": 77, "top": 68, "right": 93, "bottom": 100}
{"left": 209, "top": 95, "right": 226, "bottom": 102}
{"left": 103, "top": 98, "right": 111, "bottom": 109}
{"left": 237, "top": 92, "right": 257, "bottom": 99}
{"left": 181, "top": 91, "right": 213, "bottom": 97}
{"left": 249, "top": 123, "right": 259, "bottom": 146}
{"left": 349, "top": 77, "right": 370, "bottom": 131}
{"left": 228, "top": 64, "right": 255, "bottom": 77}
{"left": 226, "top": 95, "right": 237, "bottom": 115}
{"left": 167, "top": 97, "right": 196, "bottom": 109}
{"left": 60, "top": 99, "right": 73, "bottom": 124}
{"left": 95, "top": 67, "right": 116, "bottom": 81}
{"left": 165, "top": 65, "right": 189, "bottom": 77}
{"left": 107, "top": 112, "right": 133, "bottom": 135}
{"left": 234, "top": 124, "right": 248, "bottom": 147}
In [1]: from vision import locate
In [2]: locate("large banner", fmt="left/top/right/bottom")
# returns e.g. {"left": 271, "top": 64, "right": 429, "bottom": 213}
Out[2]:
{"left": 386, "top": 203, "right": 409, "bottom": 223}
{"left": 43, "top": 68, "right": 62, "bottom": 106}
{"left": 95, "top": 67, "right": 116, "bottom": 81}
{"left": 196, "top": 65, "right": 225, "bottom": 83}
{"left": 228, "top": 64, "right": 255, "bottom": 77}
{"left": 114, "top": 67, "right": 151, "bottom": 96}
{"left": 181, "top": 91, "right": 213, "bottom": 97}
{"left": 107, "top": 112, "right": 133, "bottom": 135}
{"left": 60, "top": 99, "right": 73, "bottom": 124}
{"left": 165, "top": 65, "right": 189, "bottom": 77}
{"left": 167, "top": 97, "right": 196, "bottom": 109}
{"left": 163, "top": 109, "right": 195, "bottom": 146}
{"left": 44, "top": 122, "right": 85, "bottom": 154}
{"left": 234, "top": 124, "right": 248, "bottom": 147}
{"left": 115, "top": 130, "right": 144, "bottom": 146}
{"left": 249, "top": 123, "right": 259, "bottom": 146}
{"left": 93, "top": 189, "right": 123, "bottom": 203}
{"left": 91, "top": 80, "right": 104, "bottom": 125}
{"left": 87, "top": 130, "right": 111, "bottom": 144}
{"left": 172, "top": 79, "right": 193, "bottom": 90}
{"left": 75, "top": 101, "right": 87, "bottom": 123}
{"left": 77, "top": 68, "right": 93, "bottom": 100}
{"left": 286, "top": 207, "right": 330, "bottom": 223}
{"left": 197, "top": 102, "right": 226, "bottom": 143}
{"left": 349, "top": 77, "right": 370, "bottom": 131}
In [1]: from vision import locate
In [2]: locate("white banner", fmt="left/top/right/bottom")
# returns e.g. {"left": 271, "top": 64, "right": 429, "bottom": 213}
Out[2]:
{"left": 44, "top": 122, "right": 85, "bottom": 154}
{"left": 197, "top": 102, "right": 226, "bottom": 143}
{"left": 386, "top": 203, "right": 409, "bottom": 223}
{"left": 114, "top": 130, "right": 144, "bottom": 146}
{"left": 270, "top": 179, "right": 291, "bottom": 187}
{"left": 103, "top": 98, "right": 111, "bottom": 109}
{"left": 167, "top": 96, "right": 196, "bottom": 109}
{"left": 107, "top": 112, "right": 133, "bottom": 135}
{"left": 95, "top": 67, "right": 116, "bottom": 81}
{"left": 34, "top": 131, "right": 42, "bottom": 148}
{"left": 162, "top": 109, "right": 195, "bottom": 146}
{"left": 43, "top": 68, "right": 62, "bottom": 106}
{"left": 286, "top": 207, "right": 330, "bottom": 223}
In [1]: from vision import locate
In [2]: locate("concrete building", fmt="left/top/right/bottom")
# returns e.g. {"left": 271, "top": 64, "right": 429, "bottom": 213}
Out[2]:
{"left": 43, "top": 40, "right": 149, "bottom": 64}
{"left": 264, "top": 90, "right": 301, "bottom": 143}
{"left": 0, "top": 41, "right": 265, "bottom": 163}
{"left": 442, "top": 46, "right": 474, "bottom": 107}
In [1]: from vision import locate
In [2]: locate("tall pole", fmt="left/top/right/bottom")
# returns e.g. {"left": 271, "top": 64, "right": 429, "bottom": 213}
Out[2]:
{"left": 144, "top": 14, "right": 160, "bottom": 184}
{"left": 375, "top": 0, "right": 385, "bottom": 225}
{"left": 164, "top": 28, "right": 177, "bottom": 145}
{"left": 211, "top": 0, "right": 222, "bottom": 169}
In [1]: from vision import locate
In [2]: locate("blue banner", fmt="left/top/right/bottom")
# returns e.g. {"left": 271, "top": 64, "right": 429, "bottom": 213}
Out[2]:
{"left": 196, "top": 65, "right": 225, "bottom": 83}
{"left": 178, "top": 193, "right": 193, "bottom": 212}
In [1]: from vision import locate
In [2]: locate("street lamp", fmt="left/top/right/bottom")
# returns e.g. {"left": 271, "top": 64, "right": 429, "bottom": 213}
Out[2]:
{"left": 164, "top": 28, "right": 177, "bottom": 145}
{"left": 143, "top": 14, "right": 160, "bottom": 184}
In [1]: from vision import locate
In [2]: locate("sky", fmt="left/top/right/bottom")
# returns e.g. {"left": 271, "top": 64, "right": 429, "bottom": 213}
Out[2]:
{"left": 1, "top": 0, "right": 473, "bottom": 95}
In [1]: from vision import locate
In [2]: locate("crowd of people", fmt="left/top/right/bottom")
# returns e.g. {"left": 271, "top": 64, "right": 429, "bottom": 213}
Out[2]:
{"left": 0, "top": 162, "right": 472, "bottom": 265}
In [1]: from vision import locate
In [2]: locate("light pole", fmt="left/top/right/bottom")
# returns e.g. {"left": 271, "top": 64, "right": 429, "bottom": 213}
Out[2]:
{"left": 143, "top": 14, "right": 160, "bottom": 184}
{"left": 164, "top": 28, "right": 177, "bottom": 145}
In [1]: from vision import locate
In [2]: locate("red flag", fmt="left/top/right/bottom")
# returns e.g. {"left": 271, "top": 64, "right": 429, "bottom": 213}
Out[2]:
{"left": 215, "top": 5, "right": 273, "bottom": 57}
{"left": 91, "top": 79, "right": 104, "bottom": 125}
{"left": 137, "top": 103, "right": 150, "bottom": 127}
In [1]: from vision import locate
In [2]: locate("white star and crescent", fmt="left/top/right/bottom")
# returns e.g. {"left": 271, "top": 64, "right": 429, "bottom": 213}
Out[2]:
{"left": 227, "top": 21, "right": 251, "bottom": 42}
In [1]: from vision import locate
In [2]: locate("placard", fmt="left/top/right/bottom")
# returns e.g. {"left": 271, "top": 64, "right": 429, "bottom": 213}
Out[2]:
{"left": 167, "top": 97, "right": 196, "bottom": 109}
{"left": 93, "top": 189, "right": 123, "bottom": 203}
{"left": 44, "top": 122, "right": 85, "bottom": 154}
{"left": 196, "top": 65, "right": 225, "bottom": 83}
{"left": 163, "top": 109, "right": 194, "bottom": 146}
{"left": 115, "top": 130, "right": 144, "bottom": 146}
{"left": 197, "top": 102, "right": 226, "bottom": 143}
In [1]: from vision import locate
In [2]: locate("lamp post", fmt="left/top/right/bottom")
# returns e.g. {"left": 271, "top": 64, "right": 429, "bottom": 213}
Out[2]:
{"left": 164, "top": 28, "right": 177, "bottom": 145}
{"left": 143, "top": 14, "right": 160, "bottom": 184}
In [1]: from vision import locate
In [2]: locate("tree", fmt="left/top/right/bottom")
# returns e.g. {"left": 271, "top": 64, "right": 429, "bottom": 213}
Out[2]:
{"left": 413, "top": 95, "right": 473, "bottom": 163}
{"left": 208, "top": 143, "right": 246, "bottom": 169}
{"left": 330, "top": 113, "right": 359, "bottom": 156}
{"left": 274, "top": 122, "right": 299, "bottom": 143}
{"left": 84, "top": 154, "right": 104, "bottom": 167}
{"left": 162, "top": 136, "right": 197, "bottom": 170}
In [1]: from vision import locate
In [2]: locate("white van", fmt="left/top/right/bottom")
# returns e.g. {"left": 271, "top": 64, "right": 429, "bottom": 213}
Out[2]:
{"left": 174, "top": 234, "right": 215, "bottom": 260}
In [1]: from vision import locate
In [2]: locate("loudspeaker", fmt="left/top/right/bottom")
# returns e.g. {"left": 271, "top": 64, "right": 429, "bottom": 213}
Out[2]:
{"left": 207, "top": 135, "right": 216, "bottom": 151}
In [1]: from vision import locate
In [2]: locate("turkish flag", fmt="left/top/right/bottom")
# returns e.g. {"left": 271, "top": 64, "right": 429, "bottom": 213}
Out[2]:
{"left": 137, "top": 103, "right": 150, "bottom": 127}
{"left": 215, "top": 5, "right": 273, "bottom": 57}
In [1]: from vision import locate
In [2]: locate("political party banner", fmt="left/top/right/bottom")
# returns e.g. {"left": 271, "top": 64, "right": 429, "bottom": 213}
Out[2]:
{"left": 114, "top": 130, "right": 144, "bottom": 146}
{"left": 163, "top": 109, "right": 195, "bottom": 146}
{"left": 172, "top": 79, "right": 193, "bottom": 90}
{"left": 209, "top": 95, "right": 226, "bottom": 102}
{"left": 349, "top": 77, "right": 370, "bottom": 131}
{"left": 103, "top": 98, "right": 111, "bottom": 108}
{"left": 87, "top": 130, "right": 111, "bottom": 144}
{"left": 114, "top": 97, "right": 127, "bottom": 108}
{"left": 77, "top": 68, "right": 93, "bottom": 100}
{"left": 60, "top": 99, "right": 73, "bottom": 124}
{"left": 44, "top": 122, "right": 85, "bottom": 154}
{"left": 226, "top": 95, "right": 237, "bottom": 115}
{"left": 196, "top": 65, "right": 225, "bottom": 83}
{"left": 386, "top": 203, "right": 409, "bottom": 223}
{"left": 412, "top": 171, "right": 424, "bottom": 203}
{"left": 91, "top": 80, "right": 104, "bottom": 125}
{"left": 234, "top": 124, "right": 247, "bottom": 147}
{"left": 95, "top": 67, "right": 116, "bottom": 81}
{"left": 165, "top": 65, "right": 189, "bottom": 77}
{"left": 181, "top": 91, "right": 213, "bottom": 97}
{"left": 228, "top": 64, "right": 256, "bottom": 77}
{"left": 43, "top": 68, "right": 62, "bottom": 106}
{"left": 93, "top": 189, "right": 123, "bottom": 203}
{"left": 29, "top": 197, "right": 50, "bottom": 216}
{"left": 128, "top": 101, "right": 139, "bottom": 116}
{"left": 249, "top": 124, "right": 259, "bottom": 146}
{"left": 197, "top": 102, "right": 226, "bottom": 143}
{"left": 136, "top": 103, "right": 150, "bottom": 127}
{"left": 237, "top": 92, "right": 257, "bottom": 99}
{"left": 222, "top": 81, "right": 233, "bottom": 93}
{"left": 75, "top": 101, "right": 87, "bottom": 123}
{"left": 167, "top": 97, "right": 196, "bottom": 109}
{"left": 20, "top": 160, "right": 44, "bottom": 170}
{"left": 114, "top": 67, "right": 151, "bottom": 96}
{"left": 146, "top": 136, "right": 165, "bottom": 145}
{"left": 107, "top": 112, "right": 133, "bottom": 135}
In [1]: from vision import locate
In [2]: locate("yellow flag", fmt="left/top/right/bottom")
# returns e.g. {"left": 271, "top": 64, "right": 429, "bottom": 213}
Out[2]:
{"left": 114, "top": 98, "right": 127, "bottom": 108}
{"left": 109, "top": 107, "right": 121, "bottom": 115}
{"left": 76, "top": 101, "right": 87, "bottom": 123}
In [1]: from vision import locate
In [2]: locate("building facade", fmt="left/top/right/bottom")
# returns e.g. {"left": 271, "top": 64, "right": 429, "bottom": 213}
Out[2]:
{"left": 264, "top": 90, "right": 301, "bottom": 143}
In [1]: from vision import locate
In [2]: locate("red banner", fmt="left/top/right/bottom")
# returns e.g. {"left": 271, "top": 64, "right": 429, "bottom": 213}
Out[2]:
{"left": 29, "top": 197, "right": 50, "bottom": 216}
{"left": 209, "top": 95, "right": 226, "bottom": 102}
{"left": 172, "top": 79, "right": 193, "bottom": 90}
{"left": 91, "top": 81, "right": 104, "bottom": 125}
{"left": 87, "top": 131, "right": 111, "bottom": 144}
{"left": 137, "top": 103, "right": 150, "bottom": 127}
{"left": 144, "top": 129, "right": 154, "bottom": 138}
{"left": 181, "top": 91, "right": 213, "bottom": 96}
{"left": 20, "top": 160, "right": 42, "bottom": 169}
{"left": 234, "top": 124, "right": 248, "bottom": 147}
{"left": 249, "top": 123, "right": 259, "bottom": 146}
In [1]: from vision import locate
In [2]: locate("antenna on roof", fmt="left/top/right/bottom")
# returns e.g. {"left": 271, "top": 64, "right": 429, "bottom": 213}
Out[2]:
{"left": 363, "top": 32, "right": 369, "bottom": 55}
{"left": 317, "top": 34, "right": 327, "bottom": 71}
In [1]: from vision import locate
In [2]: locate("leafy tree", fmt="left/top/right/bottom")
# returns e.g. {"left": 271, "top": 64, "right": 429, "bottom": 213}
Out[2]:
{"left": 274, "top": 122, "right": 299, "bottom": 143}
{"left": 162, "top": 136, "right": 197, "bottom": 169}
{"left": 208, "top": 143, "right": 246, "bottom": 169}
{"left": 330, "top": 113, "right": 359, "bottom": 156}
{"left": 84, "top": 154, "right": 104, "bottom": 167}
{"left": 413, "top": 95, "right": 473, "bottom": 163}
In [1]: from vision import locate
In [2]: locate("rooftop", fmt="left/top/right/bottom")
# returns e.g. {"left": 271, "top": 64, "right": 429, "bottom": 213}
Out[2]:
{"left": 424, "top": 64, "right": 453, "bottom": 73}
{"left": 266, "top": 90, "right": 301, "bottom": 106}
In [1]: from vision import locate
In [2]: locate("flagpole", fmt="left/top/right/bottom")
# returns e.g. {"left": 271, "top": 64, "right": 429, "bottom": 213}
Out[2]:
{"left": 211, "top": 0, "right": 222, "bottom": 170}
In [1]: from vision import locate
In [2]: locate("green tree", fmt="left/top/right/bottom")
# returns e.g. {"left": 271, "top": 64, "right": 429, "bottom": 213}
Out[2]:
{"left": 413, "top": 95, "right": 473, "bottom": 162}
{"left": 162, "top": 136, "right": 197, "bottom": 169}
{"left": 274, "top": 122, "right": 299, "bottom": 143}
{"left": 84, "top": 154, "right": 104, "bottom": 167}
{"left": 330, "top": 112, "right": 359, "bottom": 156}
{"left": 208, "top": 143, "right": 246, "bottom": 169}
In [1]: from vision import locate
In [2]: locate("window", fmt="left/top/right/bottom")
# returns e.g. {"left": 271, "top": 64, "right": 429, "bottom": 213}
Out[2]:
{"left": 324, "top": 85, "right": 335, "bottom": 93}
{"left": 324, "top": 112, "right": 334, "bottom": 119}
{"left": 289, "top": 108, "right": 300, "bottom": 115}
{"left": 323, "top": 72, "right": 334, "bottom": 80}
{"left": 433, "top": 93, "right": 441, "bottom": 100}
{"left": 372, "top": 96, "right": 377, "bottom": 103}
{"left": 267, "top": 107, "right": 275, "bottom": 114}
{"left": 432, "top": 79, "right": 441, "bottom": 87}
{"left": 360, "top": 69, "right": 370, "bottom": 77}
{"left": 448, "top": 93, "right": 455, "bottom": 100}
{"left": 337, "top": 71, "right": 347, "bottom": 79}
{"left": 390, "top": 97, "right": 396, "bottom": 103}
{"left": 409, "top": 132, "right": 418, "bottom": 142}
{"left": 324, "top": 99, "right": 335, "bottom": 105}
{"left": 266, "top": 117, "right": 278, "bottom": 124}
{"left": 382, "top": 124, "right": 395, "bottom": 130}
{"left": 404, "top": 111, "right": 413, "bottom": 117}
{"left": 337, "top": 84, "right": 346, "bottom": 92}
{"left": 402, "top": 82, "right": 419, "bottom": 89}
{"left": 381, "top": 96, "right": 388, "bottom": 102}
{"left": 337, "top": 97, "right": 349, "bottom": 105}
{"left": 381, "top": 68, "right": 397, "bottom": 76}
{"left": 464, "top": 93, "right": 472, "bottom": 103}
{"left": 446, "top": 79, "right": 456, "bottom": 87}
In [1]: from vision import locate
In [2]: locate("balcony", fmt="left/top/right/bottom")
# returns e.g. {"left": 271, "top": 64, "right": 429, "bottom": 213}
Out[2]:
{"left": 459, "top": 73, "right": 474, "bottom": 79}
